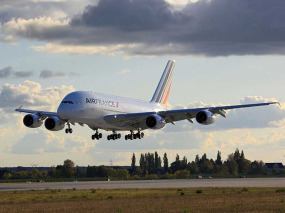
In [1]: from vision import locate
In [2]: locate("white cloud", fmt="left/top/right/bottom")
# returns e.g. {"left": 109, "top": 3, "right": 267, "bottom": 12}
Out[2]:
{"left": 31, "top": 43, "right": 137, "bottom": 55}
{"left": 10, "top": 129, "right": 94, "bottom": 154}
{"left": 0, "top": 35, "right": 17, "bottom": 44}
{"left": 163, "top": 96, "right": 284, "bottom": 133}
{"left": 0, "top": 128, "right": 13, "bottom": 138}
{"left": 0, "top": 16, "right": 69, "bottom": 44}
{"left": 10, "top": 130, "right": 65, "bottom": 154}
{"left": 0, "top": 80, "right": 74, "bottom": 110}
{"left": 119, "top": 70, "right": 131, "bottom": 75}
{"left": 65, "top": 135, "right": 95, "bottom": 153}
{"left": 2, "top": 16, "right": 69, "bottom": 33}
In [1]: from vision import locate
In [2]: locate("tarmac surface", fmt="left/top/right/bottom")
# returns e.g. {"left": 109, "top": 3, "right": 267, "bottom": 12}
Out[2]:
{"left": 0, "top": 178, "right": 284, "bottom": 191}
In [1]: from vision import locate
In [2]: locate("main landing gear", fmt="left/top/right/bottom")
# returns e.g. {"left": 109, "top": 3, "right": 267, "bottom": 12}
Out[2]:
{"left": 91, "top": 130, "right": 103, "bottom": 140}
{"left": 125, "top": 130, "right": 144, "bottom": 140}
{"left": 65, "top": 122, "right": 73, "bottom": 134}
{"left": 107, "top": 132, "right": 121, "bottom": 140}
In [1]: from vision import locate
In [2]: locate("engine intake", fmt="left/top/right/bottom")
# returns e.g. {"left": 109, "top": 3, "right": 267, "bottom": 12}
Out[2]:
{"left": 146, "top": 114, "right": 166, "bottom": 129}
{"left": 44, "top": 116, "right": 65, "bottom": 131}
{"left": 196, "top": 111, "right": 216, "bottom": 125}
{"left": 23, "top": 114, "right": 43, "bottom": 128}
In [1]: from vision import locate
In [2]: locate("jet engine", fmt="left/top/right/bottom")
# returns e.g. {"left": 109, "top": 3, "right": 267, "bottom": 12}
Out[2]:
{"left": 146, "top": 114, "right": 166, "bottom": 129}
{"left": 196, "top": 111, "right": 216, "bottom": 125}
{"left": 23, "top": 114, "right": 43, "bottom": 128}
{"left": 44, "top": 116, "right": 65, "bottom": 131}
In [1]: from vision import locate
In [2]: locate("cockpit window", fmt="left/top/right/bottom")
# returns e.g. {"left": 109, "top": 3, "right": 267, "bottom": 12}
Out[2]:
{"left": 61, "top": 101, "right": 74, "bottom": 104}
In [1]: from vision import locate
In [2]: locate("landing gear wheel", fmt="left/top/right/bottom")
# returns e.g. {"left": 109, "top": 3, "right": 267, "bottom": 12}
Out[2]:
{"left": 106, "top": 131, "right": 122, "bottom": 141}
{"left": 65, "top": 122, "right": 73, "bottom": 134}
{"left": 65, "top": 128, "right": 72, "bottom": 134}
{"left": 91, "top": 130, "right": 103, "bottom": 141}
{"left": 124, "top": 131, "right": 144, "bottom": 140}
{"left": 107, "top": 135, "right": 110, "bottom": 140}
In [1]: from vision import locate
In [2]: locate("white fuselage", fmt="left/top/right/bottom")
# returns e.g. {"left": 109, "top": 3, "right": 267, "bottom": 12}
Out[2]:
{"left": 57, "top": 91, "right": 165, "bottom": 131}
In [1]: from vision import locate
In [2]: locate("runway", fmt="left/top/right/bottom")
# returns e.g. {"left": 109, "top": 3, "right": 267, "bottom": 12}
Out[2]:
{"left": 0, "top": 178, "right": 284, "bottom": 191}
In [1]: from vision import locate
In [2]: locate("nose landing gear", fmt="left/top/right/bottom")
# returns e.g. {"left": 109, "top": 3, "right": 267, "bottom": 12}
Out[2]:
{"left": 65, "top": 122, "right": 73, "bottom": 134}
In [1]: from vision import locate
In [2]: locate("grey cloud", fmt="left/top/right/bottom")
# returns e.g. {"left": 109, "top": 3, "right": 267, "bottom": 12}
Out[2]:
{"left": 40, "top": 70, "right": 67, "bottom": 78}
{"left": 71, "top": 0, "right": 176, "bottom": 31}
{"left": 0, "top": 67, "right": 76, "bottom": 79}
{"left": 3, "top": 0, "right": 285, "bottom": 56}
{"left": 0, "top": 1, "right": 61, "bottom": 23}
{"left": 0, "top": 0, "right": 93, "bottom": 23}
{"left": 39, "top": 70, "right": 80, "bottom": 78}
{"left": 0, "top": 67, "right": 33, "bottom": 78}
{"left": 69, "top": 72, "right": 80, "bottom": 76}
{"left": 0, "top": 67, "right": 13, "bottom": 78}
{"left": 14, "top": 71, "right": 34, "bottom": 78}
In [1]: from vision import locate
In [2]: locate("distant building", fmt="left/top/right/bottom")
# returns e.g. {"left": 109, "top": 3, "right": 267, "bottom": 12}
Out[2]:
{"left": 264, "top": 163, "right": 284, "bottom": 174}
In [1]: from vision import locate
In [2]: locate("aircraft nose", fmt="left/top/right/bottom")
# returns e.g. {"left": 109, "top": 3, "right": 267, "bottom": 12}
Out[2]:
{"left": 57, "top": 103, "right": 69, "bottom": 119}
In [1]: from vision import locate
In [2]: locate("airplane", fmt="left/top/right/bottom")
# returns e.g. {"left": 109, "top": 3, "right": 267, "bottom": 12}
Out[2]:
{"left": 16, "top": 60, "right": 279, "bottom": 141}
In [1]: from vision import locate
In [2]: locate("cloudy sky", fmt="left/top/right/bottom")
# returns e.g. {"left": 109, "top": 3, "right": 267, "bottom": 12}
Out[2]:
{"left": 0, "top": 0, "right": 284, "bottom": 167}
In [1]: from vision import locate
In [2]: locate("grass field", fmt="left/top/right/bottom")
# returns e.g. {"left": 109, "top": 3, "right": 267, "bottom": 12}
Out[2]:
{"left": 0, "top": 188, "right": 284, "bottom": 212}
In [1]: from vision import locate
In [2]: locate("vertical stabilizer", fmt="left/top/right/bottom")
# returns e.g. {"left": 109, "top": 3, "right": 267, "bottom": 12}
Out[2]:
{"left": 151, "top": 60, "right": 175, "bottom": 105}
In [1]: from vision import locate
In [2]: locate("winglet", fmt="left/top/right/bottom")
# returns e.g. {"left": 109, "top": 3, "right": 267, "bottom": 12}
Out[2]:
{"left": 270, "top": 102, "right": 280, "bottom": 107}
{"left": 15, "top": 105, "right": 23, "bottom": 113}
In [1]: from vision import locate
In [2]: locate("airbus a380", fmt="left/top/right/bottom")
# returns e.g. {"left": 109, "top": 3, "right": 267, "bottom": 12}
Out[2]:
{"left": 16, "top": 60, "right": 279, "bottom": 141}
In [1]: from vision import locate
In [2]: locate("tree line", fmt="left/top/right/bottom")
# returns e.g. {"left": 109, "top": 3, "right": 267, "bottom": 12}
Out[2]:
{"left": 128, "top": 149, "right": 268, "bottom": 179}
{"left": 0, "top": 149, "right": 283, "bottom": 180}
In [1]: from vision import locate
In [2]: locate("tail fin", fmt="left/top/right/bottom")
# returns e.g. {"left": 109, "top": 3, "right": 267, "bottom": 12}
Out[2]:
{"left": 151, "top": 60, "right": 175, "bottom": 105}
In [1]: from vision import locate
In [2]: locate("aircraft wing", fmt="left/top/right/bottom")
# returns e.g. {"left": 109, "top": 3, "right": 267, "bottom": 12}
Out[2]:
{"left": 104, "top": 102, "right": 279, "bottom": 129}
{"left": 15, "top": 108, "right": 57, "bottom": 118}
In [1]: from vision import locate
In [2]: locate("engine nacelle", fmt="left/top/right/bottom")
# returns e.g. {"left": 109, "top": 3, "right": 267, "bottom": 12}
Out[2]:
{"left": 196, "top": 111, "right": 216, "bottom": 125}
{"left": 146, "top": 114, "right": 166, "bottom": 129}
{"left": 44, "top": 116, "right": 65, "bottom": 131}
{"left": 23, "top": 114, "right": 43, "bottom": 128}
